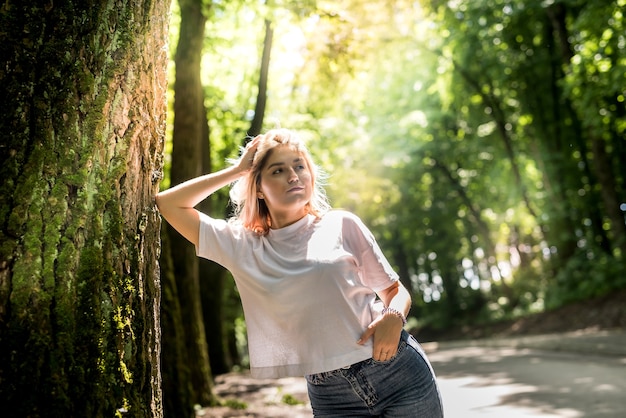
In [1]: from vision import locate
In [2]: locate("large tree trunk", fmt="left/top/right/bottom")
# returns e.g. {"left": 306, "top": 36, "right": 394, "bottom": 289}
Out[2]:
{"left": 165, "top": 0, "right": 215, "bottom": 407}
{"left": 0, "top": 1, "right": 168, "bottom": 417}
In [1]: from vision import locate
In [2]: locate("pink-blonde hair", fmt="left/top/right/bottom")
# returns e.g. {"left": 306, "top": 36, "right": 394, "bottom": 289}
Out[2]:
{"left": 229, "top": 128, "right": 330, "bottom": 235}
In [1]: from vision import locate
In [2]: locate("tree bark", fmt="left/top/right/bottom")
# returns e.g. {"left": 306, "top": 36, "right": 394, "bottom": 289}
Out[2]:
{"left": 0, "top": 1, "right": 168, "bottom": 416}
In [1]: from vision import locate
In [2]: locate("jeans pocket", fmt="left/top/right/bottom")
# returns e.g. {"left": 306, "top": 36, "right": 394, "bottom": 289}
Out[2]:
{"left": 370, "top": 340, "right": 408, "bottom": 365}
{"left": 306, "top": 371, "right": 331, "bottom": 385}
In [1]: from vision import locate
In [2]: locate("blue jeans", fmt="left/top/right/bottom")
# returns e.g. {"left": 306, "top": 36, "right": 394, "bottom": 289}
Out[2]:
{"left": 306, "top": 330, "right": 443, "bottom": 417}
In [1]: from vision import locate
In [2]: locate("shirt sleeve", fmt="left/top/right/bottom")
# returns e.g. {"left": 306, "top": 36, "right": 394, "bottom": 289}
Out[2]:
{"left": 340, "top": 211, "right": 399, "bottom": 292}
{"left": 196, "top": 212, "right": 241, "bottom": 270}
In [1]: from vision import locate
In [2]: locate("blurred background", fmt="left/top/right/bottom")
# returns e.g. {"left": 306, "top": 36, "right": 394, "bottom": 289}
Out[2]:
{"left": 161, "top": 4, "right": 625, "bottom": 406}
{"left": 1, "top": 0, "right": 623, "bottom": 416}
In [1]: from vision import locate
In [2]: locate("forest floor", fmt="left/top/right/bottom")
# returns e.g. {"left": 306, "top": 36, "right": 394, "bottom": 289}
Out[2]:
{"left": 196, "top": 288, "right": 626, "bottom": 418}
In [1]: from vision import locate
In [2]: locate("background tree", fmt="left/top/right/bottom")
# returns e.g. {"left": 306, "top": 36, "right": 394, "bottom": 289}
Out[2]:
{"left": 0, "top": 1, "right": 168, "bottom": 417}
{"left": 162, "top": 0, "right": 216, "bottom": 414}
{"left": 248, "top": 16, "right": 274, "bottom": 136}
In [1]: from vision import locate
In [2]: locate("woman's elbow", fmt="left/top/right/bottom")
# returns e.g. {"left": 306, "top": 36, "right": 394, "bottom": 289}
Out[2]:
{"left": 155, "top": 192, "right": 165, "bottom": 210}
{"left": 154, "top": 193, "right": 174, "bottom": 222}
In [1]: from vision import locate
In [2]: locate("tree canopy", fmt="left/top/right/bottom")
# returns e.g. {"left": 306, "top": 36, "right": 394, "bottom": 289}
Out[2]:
{"left": 168, "top": 0, "right": 624, "bottom": 336}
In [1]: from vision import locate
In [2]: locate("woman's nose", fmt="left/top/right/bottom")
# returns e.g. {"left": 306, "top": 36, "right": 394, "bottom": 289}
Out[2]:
{"left": 288, "top": 169, "right": 299, "bottom": 183}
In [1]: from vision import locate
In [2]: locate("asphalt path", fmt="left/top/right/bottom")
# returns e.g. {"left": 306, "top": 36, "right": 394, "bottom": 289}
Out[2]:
{"left": 425, "top": 343, "right": 626, "bottom": 417}
{"left": 201, "top": 331, "right": 626, "bottom": 417}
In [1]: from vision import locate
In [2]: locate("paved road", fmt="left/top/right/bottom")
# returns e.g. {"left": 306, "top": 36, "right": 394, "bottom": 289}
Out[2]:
{"left": 200, "top": 330, "right": 626, "bottom": 417}
{"left": 424, "top": 330, "right": 626, "bottom": 417}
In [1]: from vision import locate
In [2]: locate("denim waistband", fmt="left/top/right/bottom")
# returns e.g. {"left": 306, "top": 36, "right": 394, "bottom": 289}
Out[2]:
{"left": 308, "top": 330, "right": 411, "bottom": 378}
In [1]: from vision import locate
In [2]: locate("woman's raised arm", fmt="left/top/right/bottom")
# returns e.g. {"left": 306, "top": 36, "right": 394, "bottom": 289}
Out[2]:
{"left": 156, "top": 138, "right": 259, "bottom": 246}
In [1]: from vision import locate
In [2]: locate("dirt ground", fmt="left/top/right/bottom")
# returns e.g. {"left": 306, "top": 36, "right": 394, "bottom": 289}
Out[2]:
{"left": 196, "top": 373, "right": 312, "bottom": 418}
{"left": 196, "top": 289, "right": 626, "bottom": 418}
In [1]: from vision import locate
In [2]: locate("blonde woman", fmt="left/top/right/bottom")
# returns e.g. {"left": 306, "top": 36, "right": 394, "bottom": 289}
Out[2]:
{"left": 156, "top": 129, "right": 443, "bottom": 417}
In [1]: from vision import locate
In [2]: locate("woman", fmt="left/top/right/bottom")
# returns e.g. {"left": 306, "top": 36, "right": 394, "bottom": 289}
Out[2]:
{"left": 156, "top": 128, "right": 443, "bottom": 417}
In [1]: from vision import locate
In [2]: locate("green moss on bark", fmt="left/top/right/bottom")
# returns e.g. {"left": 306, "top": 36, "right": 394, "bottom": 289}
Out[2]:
{"left": 1, "top": 0, "right": 167, "bottom": 416}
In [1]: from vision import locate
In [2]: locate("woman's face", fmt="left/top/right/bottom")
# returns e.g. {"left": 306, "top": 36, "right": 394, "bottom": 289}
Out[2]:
{"left": 258, "top": 145, "right": 313, "bottom": 218}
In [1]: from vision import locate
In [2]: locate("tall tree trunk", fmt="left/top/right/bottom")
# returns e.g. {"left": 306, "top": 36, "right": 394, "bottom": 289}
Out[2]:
{"left": 160, "top": 230, "right": 195, "bottom": 418}
{"left": 248, "top": 18, "right": 274, "bottom": 136}
{"left": 198, "top": 99, "right": 232, "bottom": 375}
{"left": 0, "top": 1, "right": 168, "bottom": 417}
{"left": 200, "top": 260, "right": 231, "bottom": 374}
{"left": 166, "top": 0, "right": 215, "bottom": 407}
{"left": 590, "top": 135, "right": 626, "bottom": 258}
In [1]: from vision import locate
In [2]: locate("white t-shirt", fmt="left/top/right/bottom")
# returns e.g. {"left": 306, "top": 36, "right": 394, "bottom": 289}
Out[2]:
{"left": 196, "top": 209, "right": 399, "bottom": 378}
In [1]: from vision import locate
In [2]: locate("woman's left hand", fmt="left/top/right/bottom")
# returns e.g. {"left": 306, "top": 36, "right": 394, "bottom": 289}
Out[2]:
{"left": 357, "top": 314, "right": 404, "bottom": 361}
{"left": 237, "top": 135, "right": 261, "bottom": 173}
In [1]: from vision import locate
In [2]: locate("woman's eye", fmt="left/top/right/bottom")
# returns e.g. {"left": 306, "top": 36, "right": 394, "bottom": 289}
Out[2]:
{"left": 295, "top": 165, "right": 305, "bottom": 171}
{"left": 272, "top": 168, "right": 282, "bottom": 175}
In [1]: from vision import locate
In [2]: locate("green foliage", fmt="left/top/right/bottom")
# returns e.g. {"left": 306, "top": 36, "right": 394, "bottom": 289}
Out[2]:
{"left": 187, "top": 0, "right": 626, "bottom": 338}
{"left": 546, "top": 245, "right": 626, "bottom": 308}
{"left": 221, "top": 398, "right": 248, "bottom": 409}
{"left": 282, "top": 393, "right": 305, "bottom": 406}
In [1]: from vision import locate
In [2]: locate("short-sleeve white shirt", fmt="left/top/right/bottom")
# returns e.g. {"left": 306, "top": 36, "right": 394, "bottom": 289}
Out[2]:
{"left": 196, "top": 209, "right": 399, "bottom": 378}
